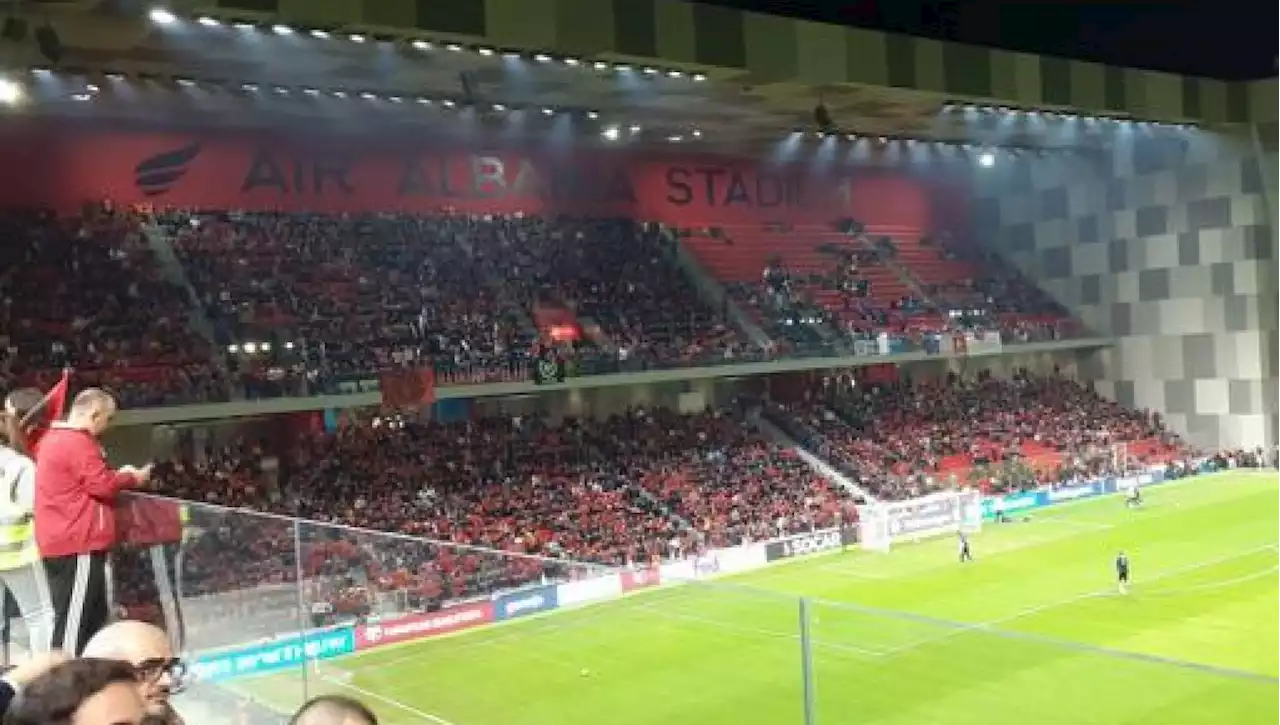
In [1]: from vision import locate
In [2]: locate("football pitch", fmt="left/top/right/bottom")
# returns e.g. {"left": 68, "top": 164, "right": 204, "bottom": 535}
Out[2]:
{"left": 245, "top": 471, "right": 1278, "bottom": 725}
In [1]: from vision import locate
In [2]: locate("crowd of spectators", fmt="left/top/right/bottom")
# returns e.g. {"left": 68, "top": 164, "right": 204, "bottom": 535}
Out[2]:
{"left": 0, "top": 206, "right": 227, "bottom": 406}
{"left": 1, "top": 204, "right": 1095, "bottom": 409}
{"left": 120, "top": 406, "right": 853, "bottom": 622}
{"left": 768, "top": 371, "right": 1186, "bottom": 500}
{"left": 919, "top": 234, "right": 1066, "bottom": 319}
{"left": 166, "top": 211, "right": 748, "bottom": 393}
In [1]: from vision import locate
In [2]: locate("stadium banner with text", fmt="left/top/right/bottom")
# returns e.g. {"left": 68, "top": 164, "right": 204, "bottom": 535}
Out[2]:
{"left": 1044, "top": 480, "right": 1108, "bottom": 504}
{"left": 980, "top": 491, "right": 1046, "bottom": 519}
{"left": 659, "top": 543, "right": 767, "bottom": 582}
{"left": 191, "top": 626, "right": 356, "bottom": 682}
{"left": 0, "top": 126, "right": 949, "bottom": 231}
{"left": 620, "top": 566, "right": 662, "bottom": 593}
{"left": 764, "top": 527, "right": 858, "bottom": 563}
{"left": 353, "top": 602, "right": 495, "bottom": 651}
{"left": 494, "top": 584, "right": 560, "bottom": 621}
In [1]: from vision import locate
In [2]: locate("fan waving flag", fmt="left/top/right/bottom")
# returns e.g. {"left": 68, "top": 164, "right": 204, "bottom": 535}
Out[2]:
{"left": 23, "top": 368, "right": 71, "bottom": 454}
{"left": 380, "top": 366, "right": 437, "bottom": 408}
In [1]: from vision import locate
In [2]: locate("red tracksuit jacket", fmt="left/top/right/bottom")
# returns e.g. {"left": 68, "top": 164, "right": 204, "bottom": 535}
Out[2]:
{"left": 34, "top": 425, "right": 139, "bottom": 558}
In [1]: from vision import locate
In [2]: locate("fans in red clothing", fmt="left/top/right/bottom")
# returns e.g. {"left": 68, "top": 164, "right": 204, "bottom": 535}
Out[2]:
{"left": 770, "top": 372, "right": 1185, "bottom": 500}
{"left": 34, "top": 388, "right": 151, "bottom": 655}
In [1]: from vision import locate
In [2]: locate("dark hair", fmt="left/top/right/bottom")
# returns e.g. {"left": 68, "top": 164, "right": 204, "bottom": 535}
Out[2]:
{"left": 4, "top": 388, "right": 45, "bottom": 420}
{"left": 4, "top": 658, "right": 139, "bottom": 725}
{"left": 1, "top": 388, "right": 44, "bottom": 456}
{"left": 289, "top": 695, "right": 379, "bottom": 725}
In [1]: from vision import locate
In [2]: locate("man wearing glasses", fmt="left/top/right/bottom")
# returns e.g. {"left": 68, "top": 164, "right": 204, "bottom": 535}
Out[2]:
{"left": 82, "top": 620, "right": 185, "bottom": 725}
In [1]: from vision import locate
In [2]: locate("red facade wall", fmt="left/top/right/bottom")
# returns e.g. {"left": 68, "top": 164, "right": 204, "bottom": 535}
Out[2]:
{"left": 0, "top": 125, "right": 967, "bottom": 232}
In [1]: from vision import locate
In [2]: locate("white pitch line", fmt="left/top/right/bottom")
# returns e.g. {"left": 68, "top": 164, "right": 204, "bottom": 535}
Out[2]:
{"left": 1140, "top": 565, "right": 1279, "bottom": 598}
{"left": 877, "top": 541, "right": 1280, "bottom": 657}
{"left": 323, "top": 674, "right": 461, "bottom": 725}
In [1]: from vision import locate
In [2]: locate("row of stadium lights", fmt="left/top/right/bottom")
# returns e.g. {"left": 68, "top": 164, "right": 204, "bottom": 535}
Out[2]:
{"left": 14, "top": 68, "right": 707, "bottom": 143}
{"left": 228, "top": 341, "right": 293, "bottom": 356}
{"left": 146, "top": 7, "right": 709, "bottom": 83}
{"left": 794, "top": 130, "right": 1048, "bottom": 165}
{"left": 940, "top": 102, "right": 1197, "bottom": 130}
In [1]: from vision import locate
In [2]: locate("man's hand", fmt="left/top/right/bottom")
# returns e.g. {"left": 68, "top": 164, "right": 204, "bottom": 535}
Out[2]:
{"left": 120, "top": 464, "right": 154, "bottom": 485}
{"left": 3, "top": 650, "right": 70, "bottom": 689}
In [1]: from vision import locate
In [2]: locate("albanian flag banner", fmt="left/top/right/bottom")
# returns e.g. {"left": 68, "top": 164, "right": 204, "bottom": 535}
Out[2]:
{"left": 23, "top": 368, "right": 71, "bottom": 453}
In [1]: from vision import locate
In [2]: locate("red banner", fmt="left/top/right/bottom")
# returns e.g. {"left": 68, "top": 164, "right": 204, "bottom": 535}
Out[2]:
{"left": 354, "top": 601, "right": 494, "bottom": 650}
{"left": 115, "top": 496, "right": 184, "bottom": 547}
{"left": 620, "top": 566, "right": 661, "bottom": 592}
{"left": 379, "top": 367, "right": 436, "bottom": 408}
{"left": 0, "top": 126, "right": 944, "bottom": 230}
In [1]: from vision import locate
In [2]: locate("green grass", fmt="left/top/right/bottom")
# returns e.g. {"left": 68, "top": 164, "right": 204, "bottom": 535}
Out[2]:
{"left": 242, "top": 471, "right": 1278, "bottom": 725}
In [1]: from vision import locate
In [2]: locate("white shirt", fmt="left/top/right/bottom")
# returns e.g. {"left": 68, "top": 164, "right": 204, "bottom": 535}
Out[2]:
{"left": 0, "top": 445, "right": 35, "bottom": 512}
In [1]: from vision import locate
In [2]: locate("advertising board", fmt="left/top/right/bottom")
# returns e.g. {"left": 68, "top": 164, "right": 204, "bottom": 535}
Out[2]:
{"left": 764, "top": 528, "right": 856, "bottom": 563}
{"left": 191, "top": 627, "right": 355, "bottom": 682}
{"left": 354, "top": 602, "right": 494, "bottom": 651}
{"left": 982, "top": 465, "right": 1173, "bottom": 520}
{"left": 1045, "top": 481, "right": 1106, "bottom": 503}
{"left": 620, "top": 567, "right": 661, "bottom": 593}
{"left": 494, "top": 584, "right": 559, "bottom": 621}
{"left": 980, "top": 491, "right": 1046, "bottom": 519}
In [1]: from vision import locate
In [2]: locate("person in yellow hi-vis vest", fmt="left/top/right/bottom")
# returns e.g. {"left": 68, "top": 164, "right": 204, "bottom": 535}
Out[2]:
{"left": 0, "top": 401, "right": 55, "bottom": 655}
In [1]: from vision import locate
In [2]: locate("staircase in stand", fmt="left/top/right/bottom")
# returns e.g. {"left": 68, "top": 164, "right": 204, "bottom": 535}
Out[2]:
{"left": 141, "top": 220, "right": 227, "bottom": 356}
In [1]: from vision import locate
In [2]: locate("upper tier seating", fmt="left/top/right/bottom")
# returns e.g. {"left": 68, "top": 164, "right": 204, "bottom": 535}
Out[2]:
{"left": 683, "top": 222, "right": 1077, "bottom": 341}
{"left": 168, "top": 211, "right": 748, "bottom": 387}
{"left": 0, "top": 206, "right": 228, "bottom": 406}
{"left": 684, "top": 225, "right": 918, "bottom": 331}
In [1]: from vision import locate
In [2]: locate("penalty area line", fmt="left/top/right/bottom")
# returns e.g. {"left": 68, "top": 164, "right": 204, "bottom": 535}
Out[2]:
{"left": 878, "top": 541, "right": 1280, "bottom": 658}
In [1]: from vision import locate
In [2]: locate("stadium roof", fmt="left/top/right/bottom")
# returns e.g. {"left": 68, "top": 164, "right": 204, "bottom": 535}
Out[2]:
{"left": 694, "top": 0, "right": 1277, "bottom": 82}
{"left": 1, "top": 1, "right": 1272, "bottom": 154}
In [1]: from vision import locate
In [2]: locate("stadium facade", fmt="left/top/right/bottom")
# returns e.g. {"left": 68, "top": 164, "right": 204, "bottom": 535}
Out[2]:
{"left": 975, "top": 131, "right": 1276, "bottom": 450}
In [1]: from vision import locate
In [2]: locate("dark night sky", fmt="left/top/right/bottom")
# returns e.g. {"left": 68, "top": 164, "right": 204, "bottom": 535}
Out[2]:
{"left": 691, "top": 0, "right": 1276, "bottom": 81}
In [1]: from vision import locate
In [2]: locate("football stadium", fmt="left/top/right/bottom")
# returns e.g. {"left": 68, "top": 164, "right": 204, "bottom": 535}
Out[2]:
{"left": 0, "top": 1, "right": 1273, "bottom": 724}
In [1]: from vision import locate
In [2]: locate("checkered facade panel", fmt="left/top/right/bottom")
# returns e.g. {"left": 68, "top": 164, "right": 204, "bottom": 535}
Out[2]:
{"left": 205, "top": 0, "right": 1278, "bottom": 124}
{"left": 974, "top": 132, "right": 1278, "bottom": 450}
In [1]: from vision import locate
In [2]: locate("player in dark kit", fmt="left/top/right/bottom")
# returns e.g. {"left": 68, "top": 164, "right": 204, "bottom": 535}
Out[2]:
{"left": 957, "top": 531, "right": 973, "bottom": 563}
{"left": 1115, "top": 551, "right": 1130, "bottom": 594}
{"left": 1125, "top": 482, "right": 1142, "bottom": 508}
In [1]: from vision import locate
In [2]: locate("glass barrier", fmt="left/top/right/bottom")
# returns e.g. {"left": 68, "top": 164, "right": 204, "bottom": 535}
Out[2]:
{"left": 96, "top": 493, "right": 1278, "bottom": 725}
{"left": 105, "top": 494, "right": 818, "bottom": 725}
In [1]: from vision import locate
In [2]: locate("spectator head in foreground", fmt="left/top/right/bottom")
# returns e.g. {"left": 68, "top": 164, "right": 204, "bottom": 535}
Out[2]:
{"left": 81, "top": 620, "right": 184, "bottom": 725}
{"left": 5, "top": 658, "right": 145, "bottom": 725}
{"left": 66, "top": 389, "right": 118, "bottom": 438}
{"left": 290, "top": 695, "right": 379, "bottom": 725}
{"left": 3, "top": 388, "right": 44, "bottom": 454}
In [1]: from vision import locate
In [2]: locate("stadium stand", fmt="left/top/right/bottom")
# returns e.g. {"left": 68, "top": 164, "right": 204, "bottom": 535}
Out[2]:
{"left": 165, "top": 211, "right": 749, "bottom": 393}
{"left": 683, "top": 222, "right": 1078, "bottom": 345}
{"left": 765, "top": 372, "right": 1190, "bottom": 500}
{"left": 0, "top": 206, "right": 228, "bottom": 407}
{"left": 1, "top": 205, "right": 1094, "bottom": 409}
{"left": 111, "top": 406, "right": 856, "bottom": 632}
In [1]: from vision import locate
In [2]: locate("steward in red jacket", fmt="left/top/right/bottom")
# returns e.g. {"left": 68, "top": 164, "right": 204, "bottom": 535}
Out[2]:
{"left": 33, "top": 388, "right": 151, "bottom": 655}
